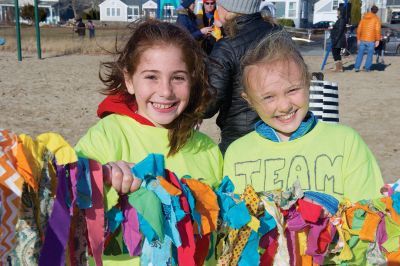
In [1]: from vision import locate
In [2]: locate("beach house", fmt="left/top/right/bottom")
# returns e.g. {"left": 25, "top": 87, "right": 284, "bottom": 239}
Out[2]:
{"left": 0, "top": 0, "right": 59, "bottom": 24}
{"left": 99, "top": 0, "right": 179, "bottom": 21}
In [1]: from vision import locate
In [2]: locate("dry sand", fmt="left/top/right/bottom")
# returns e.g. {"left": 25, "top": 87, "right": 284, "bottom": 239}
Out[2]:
{"left": 0, "top": 52, "right": 399, "bottom": 183}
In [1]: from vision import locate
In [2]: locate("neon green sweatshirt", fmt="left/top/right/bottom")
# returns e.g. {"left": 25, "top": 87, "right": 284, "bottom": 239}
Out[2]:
{"left": 223, "top": 122, "right": 383, "bottom": 202}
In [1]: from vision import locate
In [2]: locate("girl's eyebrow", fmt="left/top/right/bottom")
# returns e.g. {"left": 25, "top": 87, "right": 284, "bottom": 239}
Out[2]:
{"left": 286, "top": 84, "right": 303, "bottom": 89}
{"left": 140, "top": 70, "right": 189, "bottom": 74}
{"left": 172, "top": 70, "right": 189, "bottom": 74}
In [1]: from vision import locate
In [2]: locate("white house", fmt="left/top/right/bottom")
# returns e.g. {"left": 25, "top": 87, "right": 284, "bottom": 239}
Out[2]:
{"left": 0, "top": 0, "right": 60, "bottom": 24}
{"left": 313, "top": 0, "right": 390, "bottom": 24}
{"left": 263, "top": 0, "right": 318, "bottom": 27}
{"left": 99, "top": 0, "right": 177, "bottom": 21}
{"left": 271, "top": 0, "right": 302, "bottom": 26}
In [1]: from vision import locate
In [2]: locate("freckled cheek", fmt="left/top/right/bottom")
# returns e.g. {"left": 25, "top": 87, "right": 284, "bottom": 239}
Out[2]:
{"left": 256, "top": 103, "right": 275, "bottom": 118}
{"left": 300, "top": 95, "right": 310, "bottom": 107}
{"left": 175, "top": 85, "right": 190, "bottom": 101}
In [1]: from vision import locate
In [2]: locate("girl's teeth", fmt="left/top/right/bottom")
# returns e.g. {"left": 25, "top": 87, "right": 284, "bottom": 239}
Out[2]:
{"left": 279, "top": 112, "right": 294, "bottom": 120}
{"left": 153, "top": 103, "right": 174, "bottom": 109}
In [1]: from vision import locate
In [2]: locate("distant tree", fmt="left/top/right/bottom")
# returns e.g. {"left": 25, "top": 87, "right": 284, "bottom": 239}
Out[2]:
{"left": 20, "top": 4, "right": 47, "bottom": 23}
{"left": 83, "top": 8, "right": 100, "bottom": 20}
{"left": 351, "top": 0, "right": 361, "bottom": 25}
{"left": 59, "top": 0, "right": 95, "bottom": 19}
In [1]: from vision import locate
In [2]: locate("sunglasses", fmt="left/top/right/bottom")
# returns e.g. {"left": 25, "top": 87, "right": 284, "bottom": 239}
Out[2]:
{"left": 204, "top": 2, "right": 215, "bottom": 5}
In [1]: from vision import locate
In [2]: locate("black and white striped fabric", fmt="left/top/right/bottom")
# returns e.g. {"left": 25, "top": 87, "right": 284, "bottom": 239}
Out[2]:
{"left": 309, "top": 80, "right": 324, "bottom": 121}
{"left": 322, "top": 81, "right": 339, "bottom": 123}
{"left": 309, "top": 80, "right": 339, "bottom": 123}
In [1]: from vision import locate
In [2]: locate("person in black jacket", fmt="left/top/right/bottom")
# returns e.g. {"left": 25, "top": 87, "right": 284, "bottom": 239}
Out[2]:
{"left": 330, "top": 8, "right": 347, "bottom": 72}
{"left": 176, "top": 0, "right": 213, "bottom": 41}
{"left": 75, "top": 18, "right": 86, "bottom": 38}
{"left": 203, "top": 0, "right": 281, "bottom": 154}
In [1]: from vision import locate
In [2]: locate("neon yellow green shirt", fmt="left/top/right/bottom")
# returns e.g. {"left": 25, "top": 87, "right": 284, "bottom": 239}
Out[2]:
{"left": 223, "top": 122, "right": 383, "bottom": 202}
{"left": 75, "top": 114, "right": 223, "bottom": 189}
{"left": 75, "top": 114, "right": 223, "bottom": 265}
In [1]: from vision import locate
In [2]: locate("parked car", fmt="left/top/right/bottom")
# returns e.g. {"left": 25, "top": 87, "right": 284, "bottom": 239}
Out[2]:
{"left": 384, "top": 29, "right": 400, "bottom": 54}
{"left": 312, "top": 21, "right": 334, "bottom": 29}
{"left": 391, "top": 12, "right": 400, "bottom": 24}
{"left": 344, "top": 25, "right": 400, "bottom": 55}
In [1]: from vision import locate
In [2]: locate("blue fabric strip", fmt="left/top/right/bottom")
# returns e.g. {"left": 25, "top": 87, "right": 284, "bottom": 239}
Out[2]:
{"left": 238, "top": 231, "right": 260, "bottom": 266}
{"left": 76, "top": 157, "right": 92, "bottom": 209}
{"left": 132, "top": 154, "right": 182, "bottom": 247}
{"left": 131, "top": 153, "right": 165, "bottom": 180}
{"left": 255, "top": 111, "right": 318, "bottom": 142}
{"left": 106, "top": 207, "right": 124, "bottom": 233}
{"left": 137, "top": 212, "right": 158, "bottom": 242}
{"left": 181, "top": 182, "right": 202, "bottom": 234}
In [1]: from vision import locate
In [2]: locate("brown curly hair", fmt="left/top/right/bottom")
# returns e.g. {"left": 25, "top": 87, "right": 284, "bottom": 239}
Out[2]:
{"left": 100, "top": 19, "right": 211, "bottom": 156}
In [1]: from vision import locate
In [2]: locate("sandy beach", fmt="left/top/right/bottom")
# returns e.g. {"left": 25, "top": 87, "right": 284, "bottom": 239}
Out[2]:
{"left": 0, "top": 52, "right": 399, "bottom": 183}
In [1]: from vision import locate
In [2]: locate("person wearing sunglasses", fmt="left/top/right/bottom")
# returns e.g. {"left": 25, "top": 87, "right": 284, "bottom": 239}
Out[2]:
{"left": 176, "top": 0, "right": 213, "bottom": 42}
{"left": 197, "top": 0, "right": 223, "bottom": 54}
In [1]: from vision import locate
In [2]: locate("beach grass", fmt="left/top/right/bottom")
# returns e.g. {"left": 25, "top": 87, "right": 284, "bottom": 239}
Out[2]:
{"left": 0, "top": 25, "right": 130, "bottom": 55}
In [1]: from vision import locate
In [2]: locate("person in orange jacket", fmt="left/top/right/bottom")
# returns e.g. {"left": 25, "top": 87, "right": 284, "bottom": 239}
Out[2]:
{"left": 354, "top": 5, "right": 381, "bottom": 72}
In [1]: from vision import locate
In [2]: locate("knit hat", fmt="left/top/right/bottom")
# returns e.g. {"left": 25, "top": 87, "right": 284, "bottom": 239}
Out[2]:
{"left": 181, "top": 0, "right": 195, "bottom": 8}
{"left": 303, "top": 191, "right": 339, "bottom": 215}
{"left": 217, "top": 0, "right": 261, "bottom": 14}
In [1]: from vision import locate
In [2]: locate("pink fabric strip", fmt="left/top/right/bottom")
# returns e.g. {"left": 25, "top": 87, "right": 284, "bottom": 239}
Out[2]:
{"left": 84, "top": 160, "right": 105, "bottom": 266}
{"left": 121, "top": 196, "right": 142, "bottom": 256}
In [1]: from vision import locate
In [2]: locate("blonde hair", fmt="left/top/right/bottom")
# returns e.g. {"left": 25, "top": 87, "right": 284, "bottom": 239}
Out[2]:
{"left": 241, "top": 31, "right": 310, "bottom": 92}
{"left": 223, "top": 12, "right": 278, "bottom": 37}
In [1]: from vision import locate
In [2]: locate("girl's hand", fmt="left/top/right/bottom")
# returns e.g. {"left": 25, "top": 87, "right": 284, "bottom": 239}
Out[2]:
{"left": 103, "top": 161, "right": 141, "bottom": 194}
{"left": 214, "top": 20, "right": 222, "bottom": 28}
{"left": 200, "top": 26, "right": 213, "bottom": 36}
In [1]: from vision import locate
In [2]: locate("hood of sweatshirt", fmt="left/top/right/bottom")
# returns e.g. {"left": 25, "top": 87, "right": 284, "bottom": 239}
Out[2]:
{"left": 363, "top": 12, "right": 377, "bottom": 20}
{"left": 97, "top": 94, "right": 155, "bottom": 126}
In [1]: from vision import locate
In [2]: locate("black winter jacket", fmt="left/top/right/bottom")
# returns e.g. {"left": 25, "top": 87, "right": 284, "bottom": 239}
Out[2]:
{"left": 331, "top": 16, "right": 347, "bottom": 48}
{"left": 204, "top": 12, "right": 280, "bottom": 153}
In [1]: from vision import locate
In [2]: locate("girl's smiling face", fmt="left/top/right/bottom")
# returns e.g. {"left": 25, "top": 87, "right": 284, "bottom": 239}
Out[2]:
{"left": 124, "top": 45, "right": 190, "bottom": 128}
{"left": 242, "top": 60, "right": 309, "bottom": 141}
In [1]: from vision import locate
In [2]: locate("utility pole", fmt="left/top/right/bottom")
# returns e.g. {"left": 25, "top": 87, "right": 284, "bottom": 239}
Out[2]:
{"left": 14, "top": 0, "right": 22, "bottom": 61}
{"left": 34, "top": 0, "right": 42, "bottom": 59}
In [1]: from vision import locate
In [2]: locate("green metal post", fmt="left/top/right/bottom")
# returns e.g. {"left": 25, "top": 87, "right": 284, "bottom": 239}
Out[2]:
{"left": 34, "top": 0, "right": 42, "bottom": 59}
{"left": 14, "top": 0, "right": 22, "bottom": 61}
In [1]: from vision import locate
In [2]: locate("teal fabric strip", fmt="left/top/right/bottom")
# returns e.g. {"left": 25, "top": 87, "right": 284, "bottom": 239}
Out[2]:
{"left": 76, "top": 157, "right": 92, "bottom": 209}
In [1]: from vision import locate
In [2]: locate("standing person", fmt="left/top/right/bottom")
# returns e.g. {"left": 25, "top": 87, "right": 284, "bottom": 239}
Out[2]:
{"left": 354, "top": 5, "right": 381, "bottom": 72}
{"left": 203, "top": 0, "right": 281, "bottom": 154}
{"left": 330, "top": 7, "right": 347, "bottom": 72}
{"left": 197, "top": 0, "right": 222, "bottom": 54}
{"left": 176, "top": 0, "right": 213, "bottom": 41}
{"left": 223, "top": 32, "right": 383, "bottom": 204}
{"left": 75, "top": 17, "right": 86, "bottom": 38}
{"left": 75, "top": 20, "right": 223, "bottom": 265}
{"left": 87, "top": 19, "right": 95, "bottom": 39}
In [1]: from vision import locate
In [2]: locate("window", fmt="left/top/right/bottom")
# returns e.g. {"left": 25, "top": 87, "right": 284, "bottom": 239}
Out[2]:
{"left": 274, "top": 2, "right": 285, "bottom": 18}
{"left": 288, "top": 2, "right": 296, "bottom": 17}
{"left": 111, "top": 8, "right": 115, "bottom": 16}
{"left": 116, "top": 8, "right": 120, "bottom": 16}
{"left": 107, "top": 8, "right": 110, "bottom": 16}
{"left": 332, "top": 0, "right": 339, "bottom": 10}
{"left": 128, "top": 6, "right": 139, "bottom": 20}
